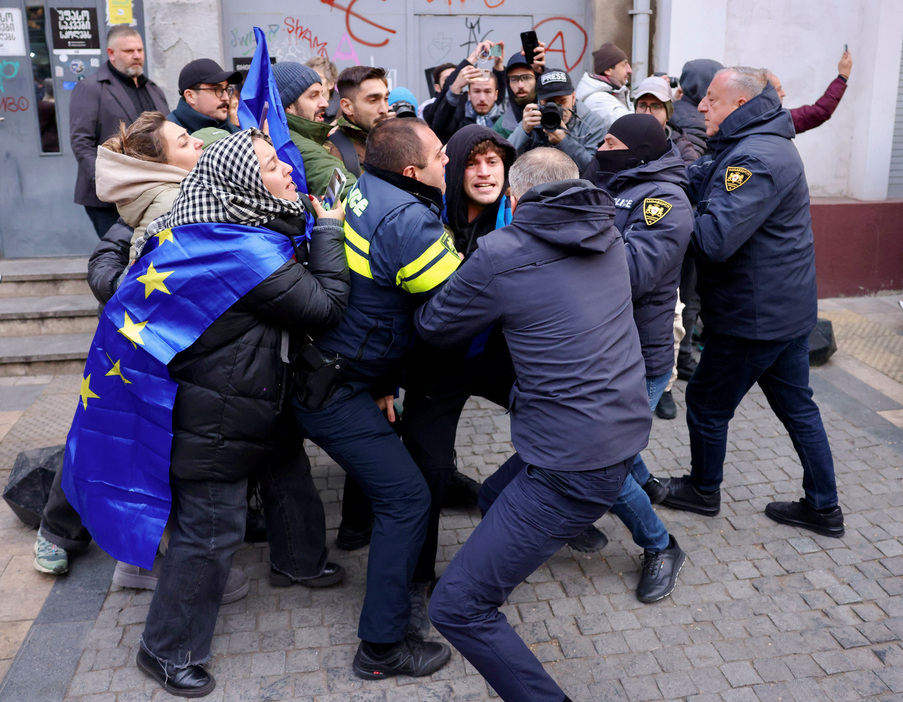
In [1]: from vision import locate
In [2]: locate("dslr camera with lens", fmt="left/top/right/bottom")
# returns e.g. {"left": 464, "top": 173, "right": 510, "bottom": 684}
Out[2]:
{"left": 540, "top": 102, "right": 563, "bottom": 131}
{"left": 392, "top": 101, "right": 417, "bottom": 119}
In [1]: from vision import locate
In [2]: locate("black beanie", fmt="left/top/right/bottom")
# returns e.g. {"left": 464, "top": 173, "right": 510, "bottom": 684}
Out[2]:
{"left": 593, "top": 42, "right": 629, "bottom": 75}
{"left": 607, "top": 113, "right": 669, "bottom": 164}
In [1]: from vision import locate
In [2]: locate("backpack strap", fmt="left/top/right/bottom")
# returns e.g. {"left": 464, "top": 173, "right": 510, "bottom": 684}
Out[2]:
{"left": 326, "top": 130, "right": 361, "bottom": 178}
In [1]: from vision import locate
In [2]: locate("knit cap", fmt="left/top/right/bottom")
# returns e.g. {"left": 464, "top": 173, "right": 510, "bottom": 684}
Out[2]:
{"left": 272, "top": 62, "right": 321, "bottom": 108}
{"left": 593, "top": 42, "right": 629, "bottom": 75}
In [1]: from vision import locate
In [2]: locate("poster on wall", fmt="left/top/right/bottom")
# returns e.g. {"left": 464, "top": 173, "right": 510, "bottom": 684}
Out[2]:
{"left": 0, "top": 7, "right": 26, "bottom": 56}
{"left": 107, "top": 0, "right": 134, "bottom": 26}
{"left": 50, "top": 8, "right": 101, "bottom": 54}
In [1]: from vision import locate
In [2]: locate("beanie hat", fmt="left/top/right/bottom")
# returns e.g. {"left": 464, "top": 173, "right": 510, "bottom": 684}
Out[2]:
{"left": 607, "top": 113, "right": 669, "bottom": 164}
{"left": 272, "top": 62, "right": 321, "bottom": 108}
{"left": 593, "top": 42, "right": 629, "bottom": 76}
{"left": 632, "top": 75, "right": 674, "bottom": 120}
{"left": 388, "top": 86, "right": 418, "bottom": 110}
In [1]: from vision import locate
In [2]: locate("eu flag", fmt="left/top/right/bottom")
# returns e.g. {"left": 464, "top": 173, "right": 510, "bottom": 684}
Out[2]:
{"left": 62, "top": 223, "right": 294, "bottom": 568}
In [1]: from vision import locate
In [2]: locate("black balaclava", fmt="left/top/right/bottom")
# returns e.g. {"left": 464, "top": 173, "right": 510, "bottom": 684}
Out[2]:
{"left": 587, "top": 113, "right": 668, "bottom": 189}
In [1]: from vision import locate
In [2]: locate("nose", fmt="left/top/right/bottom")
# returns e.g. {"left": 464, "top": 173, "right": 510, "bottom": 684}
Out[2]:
{"left": 698, "top": 97, "right": 708, "bottom": 113}
{"left": 191, "top": 136, "right": 203, "bottom": 150}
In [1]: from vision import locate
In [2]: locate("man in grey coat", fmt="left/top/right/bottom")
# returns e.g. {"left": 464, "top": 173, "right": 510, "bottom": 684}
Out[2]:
{"left": 69, "top": 26, "right": 169, "bottom": 237}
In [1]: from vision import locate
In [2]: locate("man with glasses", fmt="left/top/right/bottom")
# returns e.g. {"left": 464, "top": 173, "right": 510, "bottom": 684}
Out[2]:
{"left": 631, "top": 75, "right": 697, "bottom": 165}
{"left": 168, "top": 59, "right": 242, "bottom": 133}
{"left": 492, "top": 47, "right": 545, "bottom": 139}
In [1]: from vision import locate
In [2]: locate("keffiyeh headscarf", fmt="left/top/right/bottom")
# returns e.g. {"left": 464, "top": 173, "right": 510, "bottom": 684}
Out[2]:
{"left": 139, "top": 129, "right": 306, "bottom": 255}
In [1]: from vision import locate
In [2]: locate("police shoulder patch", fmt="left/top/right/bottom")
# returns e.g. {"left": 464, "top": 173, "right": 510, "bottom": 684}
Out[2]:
{"left": 724, "top": 166, "right": 752, "bottom": 192}
{"left": 642, "top": 198, "right": 672, "bottom": 226}
{"left": 440, "top": 227, "right": 458, "bottom": 256}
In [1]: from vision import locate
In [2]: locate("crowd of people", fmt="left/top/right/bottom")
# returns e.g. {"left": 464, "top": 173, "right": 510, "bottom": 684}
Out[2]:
{"left": 33, "top": 22, "right": 854, "bottom": 701}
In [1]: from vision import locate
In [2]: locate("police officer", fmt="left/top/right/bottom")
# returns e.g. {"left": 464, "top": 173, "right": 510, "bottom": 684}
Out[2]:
{"left": 289, "top": 118, "right": 458, "bottom": 678}
{"left": 661, "top": 68, "right": 844, "bottom": 538}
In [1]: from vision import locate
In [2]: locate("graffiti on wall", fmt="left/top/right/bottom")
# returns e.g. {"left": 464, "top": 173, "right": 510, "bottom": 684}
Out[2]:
{"left": 285, "top": 17, "right": 329, "bottom": 57}
{"left": 231, "top": 24, "right": 280, "bottom": 56}
{"left": 319, "top": 0, "right": 397, "bottom": 48}
{"left": 0, "top": 95, "right": 29, "bottom": 111}
{"left": 534, "top": 17, "right": 587, "bottom": 72}
{"left": 0, "top": 59, "right": 19, "bottom": 94}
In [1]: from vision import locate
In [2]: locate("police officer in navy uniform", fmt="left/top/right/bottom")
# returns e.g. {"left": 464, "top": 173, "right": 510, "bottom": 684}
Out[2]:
{"left": 289, "top": 118, "right": 458, "bottom": 679}
{"left": 661, "top": 68, "right": 844, "bottom": 538}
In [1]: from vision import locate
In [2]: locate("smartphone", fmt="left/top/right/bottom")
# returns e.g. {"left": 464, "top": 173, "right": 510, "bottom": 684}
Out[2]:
{"left": 321, "top": 167, "right": 347, "bottom": 211}
{"left": 521, "top": 31, "right": 539, "bottom": 64}
{"left": 477, "top": 68, "right": 492, "bottom": 82}
{"left": 490, "top": 43, "right": 503, "bottom": 57}
{"left": 844, "top": 43, "right": 848, "bottom": 52}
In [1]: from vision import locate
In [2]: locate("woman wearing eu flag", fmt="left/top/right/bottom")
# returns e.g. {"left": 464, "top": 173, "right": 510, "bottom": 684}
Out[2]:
{"left": 62, "top": 128, "right": 350, "bottom": 697}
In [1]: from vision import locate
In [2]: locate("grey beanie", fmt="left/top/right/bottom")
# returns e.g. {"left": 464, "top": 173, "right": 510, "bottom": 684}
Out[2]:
{"left": 272, "top": 62, "right": 321, "bottom": 108}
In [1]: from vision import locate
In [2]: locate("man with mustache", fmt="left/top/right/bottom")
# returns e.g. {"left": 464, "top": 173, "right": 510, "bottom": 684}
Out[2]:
{"left": 325, "top": 66, "right": 391, "bottom": 176}
{"left": 167, "top": 58, "right": 242, "bottom": 134}
{"left": 274, "top": 62, "right": 357, "bottom": 201}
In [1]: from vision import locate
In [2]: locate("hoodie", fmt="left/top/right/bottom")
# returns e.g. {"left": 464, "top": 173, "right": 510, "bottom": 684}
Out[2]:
{"left": 416, "top": 179, "right": 651, "bottom": 471}
{"left": 689, "top": 82, "right": 817, "bottom": 341}
{"left": 94, "top": 147, "right": 189, "bottom": 260}
{"left": 443, "top": 124, "right": 516, "bottom": 256}
{"left": 670, "top": 59, "right": 723, "bottom": 159}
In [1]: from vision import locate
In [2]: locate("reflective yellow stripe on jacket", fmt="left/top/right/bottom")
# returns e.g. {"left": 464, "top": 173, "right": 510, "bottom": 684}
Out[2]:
{"left": 396, "top": 230, "right": 460, "bottom": 293}
{"left": 343, "top": 221, "right": 372, "bottom": 279}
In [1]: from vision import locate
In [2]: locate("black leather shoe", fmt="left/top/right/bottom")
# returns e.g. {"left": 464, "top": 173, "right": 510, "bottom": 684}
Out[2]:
{"left": 677, "top": 355, "right": 698, "bottom": 380}
{"left": 636, "top": 535, "right": 686, "bottom": 603}
{"left": 655, "top": 390, "right": 677, "bottom": 419}
{"left": 336, "top": 524, "right": 373, "bottom": 551}
{"left": 353, "top": 636, "right": 451, "bottom": 679}
{"left": 442, "top": 470, "right": 482, "bottom": 509}
{"left": 136, "top": 647, "right": 215, "bottom": 698}
{"left": 269, "top": 562, "right": 345, "bottom": 588}
{"left": 567, "top": 525, "right": 608, "bottom": 552}
{"left": 661, "top": 475, "right": 720, "bottom": 516}
{"left": 765, "top": 498, "right": 844, "bottom": 538}
{"left": 642, "top": 476, "right": 668, "bottom": 505}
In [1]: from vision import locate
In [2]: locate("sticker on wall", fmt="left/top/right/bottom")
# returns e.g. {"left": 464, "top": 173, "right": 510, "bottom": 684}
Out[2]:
{"left": 63, "top": 81, "right": 77, "bottom": 90}
{"left": 90, "top": 57, "right": 99, "bottom": 67}
{"left": 55, "top": 65, "right": 64, "bottom": 77}
{"left": 107, "top": 0, "right": 134, "bottom": 26}
{"left": 70, "top": 59, "right": 85, "bottom": 75}
{"left": 0, "top": 8, "right": 27, "bottom": 57}
{"left": 50, "top": 8, "right": 101, "bottom": 55}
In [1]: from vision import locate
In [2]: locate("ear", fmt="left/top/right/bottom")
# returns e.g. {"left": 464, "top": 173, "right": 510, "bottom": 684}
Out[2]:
{"left": 106, "top": 46, "right": 115, "bottom": 61}
{"left": 402, "top": 165, "right": 418, "bottom": 181}
{"left": 736, "top": 97, "right": 748, "bottom": 107}
{"left": 340, "top": 96, "right": 353, "bottom": 118}
{"left": 509, "top": 193, "right": 518, "bottom": 211}
{"left": 183, "top": 89, "right": 196, "bottom": 108}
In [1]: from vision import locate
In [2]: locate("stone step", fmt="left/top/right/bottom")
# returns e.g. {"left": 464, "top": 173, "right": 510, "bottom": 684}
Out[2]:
{"left": 0, "top": 332, "right": 92, "bottom": 377}
{"left": 0, "top": 258, "right": 91, "bottom": 298}
{"left": 0, "top": 295, "right": 100, "bottom": 336}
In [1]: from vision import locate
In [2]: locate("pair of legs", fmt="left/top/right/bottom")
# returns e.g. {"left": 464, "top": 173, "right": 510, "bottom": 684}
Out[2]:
{"left": 432, "top": 454, "right": 630, "bottom": 702}
{"left": 630, "top": 370, "right": 673, "bottom": 488}
{"left": 142, "top": 448, "right": 328, "bottom": 664}
{"left": 685, "top": 332, "right": 838, "bottom": 508}
{"left": 291, "top": 383, "right": 431, "bottom": 643}
{"left": 84, "top": 205, "right": 120, "bottom": 239}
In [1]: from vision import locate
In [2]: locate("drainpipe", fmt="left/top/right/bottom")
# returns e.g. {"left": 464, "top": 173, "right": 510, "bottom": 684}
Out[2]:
{"left": 629, "top": 0, "right": 652, "bottom": 82}
{"left": 653, "top": 0, "right": 672, "bottom": 75}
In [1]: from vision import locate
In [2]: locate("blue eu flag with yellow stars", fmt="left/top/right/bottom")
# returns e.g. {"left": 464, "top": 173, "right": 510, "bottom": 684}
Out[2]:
{"left": 62, "top": 223, "right": 294, "bottom": 569}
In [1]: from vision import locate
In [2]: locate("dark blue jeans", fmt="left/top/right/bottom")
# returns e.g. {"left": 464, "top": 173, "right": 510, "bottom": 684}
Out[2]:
{"left": 686, "top": 332, "right": 838, "bottom": 509}
{"left": 437, "top": 454, "right": 629, "bottom": 701}
{"left": 291, "top": 383, "right": 431, "bottom": 643}
{"left": 84, "top": 205, "right": 119, "bottom": 239}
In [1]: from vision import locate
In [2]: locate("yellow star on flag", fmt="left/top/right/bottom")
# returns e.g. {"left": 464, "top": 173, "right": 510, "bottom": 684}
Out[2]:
{"left": 155, "top": 228, "right": 174, "bottom": 245}
{"left": 137, "top": 262, "right": 173, "bottom": 299}
{"left": 105, "top": 354, "right": 132, "bottom": 384}
{"left": 79, "top": 374, "right": 100, "bottom": 410}
{"left": 118, "top": 312, "right": 148, "bottom": 348}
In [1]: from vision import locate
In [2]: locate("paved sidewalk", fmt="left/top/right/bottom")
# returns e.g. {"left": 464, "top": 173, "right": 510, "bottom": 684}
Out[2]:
{"left": 0, "top": 294, "right": 902, "bottom": 701}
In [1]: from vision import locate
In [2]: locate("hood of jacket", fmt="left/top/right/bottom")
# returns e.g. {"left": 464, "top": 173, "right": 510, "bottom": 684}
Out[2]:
{"left": 444, "top": 124, "right": 516, "bottom": 254}
{"left": 707, "top": 82, "right": 793, "bottom": 152}
{"left": 286, "top": 112, "right": 331, "bottom": 145}
{"left": 678, "top": 59, "right": 723, "bottom": 106}
{"left": 94, "top": 147, "right": 188, "bottom": 225}
{"left": 575, "top": 71, "right": 624, "bottom": 103}
{"left": 602, "top": 142, "right": 690, "bottom": 194}
{"left": 512, "top": 179, "right": 619, "bottom": 253}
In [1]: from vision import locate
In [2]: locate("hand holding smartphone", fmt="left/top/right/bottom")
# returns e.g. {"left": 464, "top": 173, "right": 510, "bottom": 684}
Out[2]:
{"left": 321, "top": 167, "right": 347, "bottom": 211}
{"left": 521, "top": 31, "right": 539, "bottom": 65}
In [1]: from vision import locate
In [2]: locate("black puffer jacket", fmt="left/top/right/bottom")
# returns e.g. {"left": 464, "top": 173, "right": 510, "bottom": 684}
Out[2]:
{"left": 87, "top": 218, "right": 132, "bottom": 303}
{"left": 168, "top": 216, "right": 349, "bottom": 482}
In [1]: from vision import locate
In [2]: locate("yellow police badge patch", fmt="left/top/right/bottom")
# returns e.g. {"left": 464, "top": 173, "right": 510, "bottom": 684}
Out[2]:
{"left": 642, "top": 198, "right": 672, "bottom": 226}
{"left": 724, "top": 166, "right": 752, "bottom": 192}
{"left": 440, "top": 228, "right": 459, "bottom": 256}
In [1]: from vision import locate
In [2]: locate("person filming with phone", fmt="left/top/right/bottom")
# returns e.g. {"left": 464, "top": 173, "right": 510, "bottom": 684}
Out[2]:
{"left": 429, "top": 40, "right": 507, "bottom": 143}
{"left": 509, "top": 68, "right": 607, "bottom": 172}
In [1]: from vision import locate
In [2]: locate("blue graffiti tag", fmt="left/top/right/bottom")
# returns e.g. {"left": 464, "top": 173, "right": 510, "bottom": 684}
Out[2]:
{"left": 0, "top": 59, "right": 20, "bottom": 94}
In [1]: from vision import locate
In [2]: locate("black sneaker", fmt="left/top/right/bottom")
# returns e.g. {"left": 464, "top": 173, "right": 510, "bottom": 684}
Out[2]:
{"left": 654, "top": 390, "right": 677, "bottom": 419}
{"left": 661, "top": 475, "right": 720, "bottom": 516}
{"left": 642, "top": 476, "right": 668, "bottom": 505}
{"left": 269, "top": 562, "right": 345, "bottom": 588}
{"left": 765, "top": 498, "right": 844, "bottom": 538}
{"left": 352, "top": 636, "right": 451, "bottom": 679}
{"left": 636, "top": 535, "right": 686, "bottom": 603}
{"left": 567, "top": 525, "right": 608, "bottom": 553}
{"left": 136, "top": 646, "right": 216, "bottom": 698}
{"left": 336, "top": 524, "right": 373, "bottom": 551}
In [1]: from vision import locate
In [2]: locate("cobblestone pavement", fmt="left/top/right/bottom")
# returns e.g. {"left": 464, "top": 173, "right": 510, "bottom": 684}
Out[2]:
{"left": 1, "top": 294, "right": 902, "bottom": 701}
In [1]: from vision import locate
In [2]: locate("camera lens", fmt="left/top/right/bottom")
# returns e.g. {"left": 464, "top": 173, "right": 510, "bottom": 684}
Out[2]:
{"left": 540, "top": 103, "right": 563, "bottom": 131}
{"left": 392, "top": 101, "right": 416, "bottom": 119}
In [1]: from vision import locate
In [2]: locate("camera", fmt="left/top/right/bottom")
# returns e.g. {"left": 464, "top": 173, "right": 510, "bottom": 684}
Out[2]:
{"left": 540, "top": 102, "right": 563, "bottom": 131}
{"left": 392, "top": 101, "right": 417, "bottom": 119}
{"left": 653, "top": 71, "right": 679, "bottom": 89}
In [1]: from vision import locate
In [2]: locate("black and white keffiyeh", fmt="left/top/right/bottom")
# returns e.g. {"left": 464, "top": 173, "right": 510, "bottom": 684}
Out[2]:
{"left": 138, "top": 129, "right": 304, "bottom": 255}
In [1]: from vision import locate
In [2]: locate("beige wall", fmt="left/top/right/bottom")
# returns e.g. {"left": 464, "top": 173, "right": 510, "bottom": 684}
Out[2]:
{"left": 592, "top": 0, "right": 634, "bottom": 69}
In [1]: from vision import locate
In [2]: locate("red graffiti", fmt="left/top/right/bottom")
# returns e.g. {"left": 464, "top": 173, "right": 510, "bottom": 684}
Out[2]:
{"left": 319, "top": 0, "right": 397, "bottom": 48}
{"left": 426, "top": 0, "right": 505, "bottom": 9}
{"left": 533, "top": 17, "right": 588, "bottom": 73}
{"left": 0, "top": 96, "right": 29, "bottom": 112}
{"left": 284, "top": 17, "right": 329, "bottom": 57}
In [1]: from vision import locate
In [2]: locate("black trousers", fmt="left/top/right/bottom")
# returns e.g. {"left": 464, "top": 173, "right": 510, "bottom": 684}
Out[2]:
{"left": 678, "top": 250, "right": 701, "bottom": 361}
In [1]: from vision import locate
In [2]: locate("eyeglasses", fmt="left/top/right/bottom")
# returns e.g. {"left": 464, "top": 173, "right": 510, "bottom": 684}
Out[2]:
{"left": 509, "top": 74, "right": 535, "bottom": 85}
{"left": 635, "top": 101, "right": 665, "bottom": 113}
{"left": 194, "top": 85, "right": 236, "bottom": 99}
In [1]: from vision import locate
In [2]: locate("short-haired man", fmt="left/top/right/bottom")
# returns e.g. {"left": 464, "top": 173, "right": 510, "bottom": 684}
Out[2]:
{"left": 662, "top": 68, "right": 844, "bottom": 539}
{"left": 767, "top": 49, "right": 852, "bottom": 134}
{"left": 509, "top": 68, "right": 607, "bottom": 172}
{"left": 273, "top": 62, "right": 356, "bottom": 199}
{"left": 70, "top": 26, "right": 169, "bottom": 237}
{"left": 416, "top": 147, "right": 651, "bottom": 702}
{"left": 492, "top": 45, "right": 546, "bottom": 139}
{"left": 167, "top": 58, "right": 242, "bottom": 133}
{"left": 289, "top": 118, "right": 457, "bottom": 679}
{"left": 324, "top": 65, "right": 390, "bottom": 176}
{"left": 429, "top": 40, "right": 506, "bottom": 143}
{"left": 419, "top": 62, "right": 456, "bottom": 121}
{"left": 575, "top": 41, "right": 633, "bottom": 135}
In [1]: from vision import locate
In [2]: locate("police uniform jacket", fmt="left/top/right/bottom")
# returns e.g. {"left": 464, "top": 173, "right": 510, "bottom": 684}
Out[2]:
{"left": 415, "top": 179, "right": 650, "bottom": 472}
{"left": 314, "top": 169, "right": 461, "bottom": 387}
{"left": 689, "top": 82, "right": 817, "bottom": 341}
{"left": 603, "top": 143, "right": 692, "bottom": 378}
